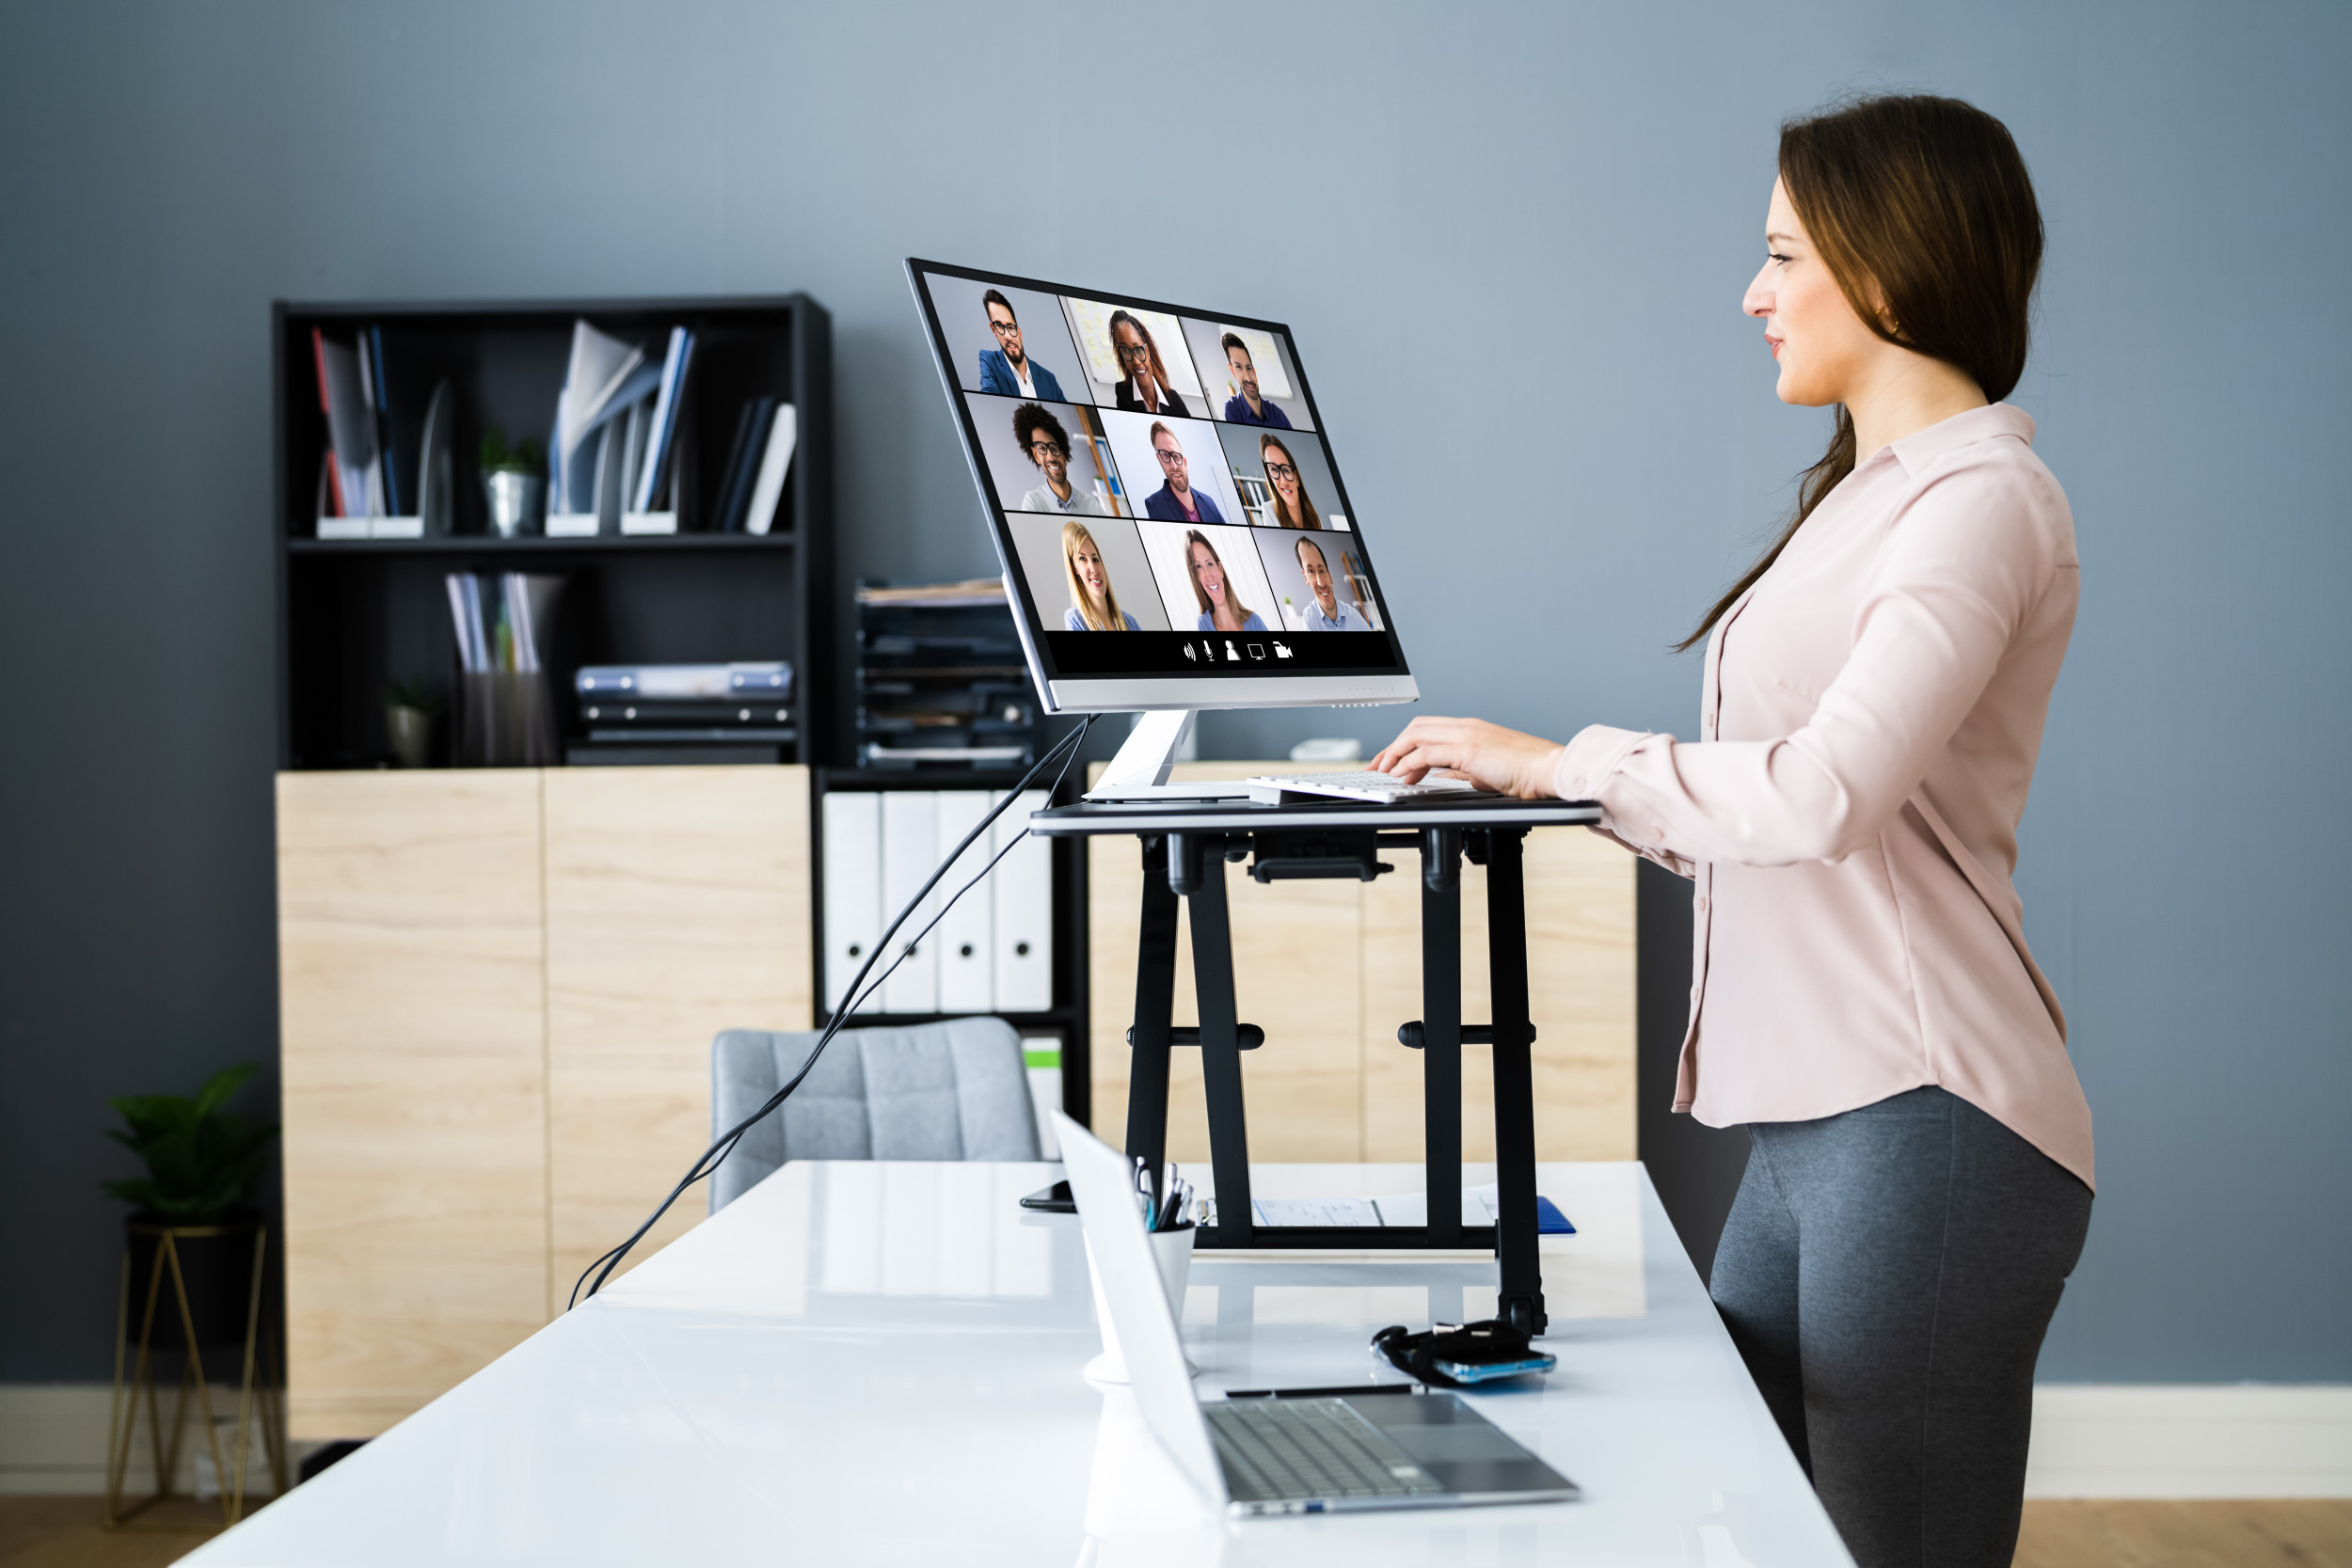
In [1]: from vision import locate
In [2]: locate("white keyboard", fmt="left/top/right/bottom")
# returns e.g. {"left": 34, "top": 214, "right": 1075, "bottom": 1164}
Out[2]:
{"left": 1246, "top": 771, "right": 1495, "bottom": 805}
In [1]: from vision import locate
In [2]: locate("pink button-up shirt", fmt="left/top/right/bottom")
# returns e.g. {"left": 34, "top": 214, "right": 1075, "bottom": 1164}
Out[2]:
{"left": 1555, "top": 404, "right": 2093, "bottom": 1189}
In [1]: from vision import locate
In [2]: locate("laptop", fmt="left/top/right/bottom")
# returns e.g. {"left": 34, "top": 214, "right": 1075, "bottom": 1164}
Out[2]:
{"left": 1053, "top": 1112, "right": 1580, "bottom": 1518}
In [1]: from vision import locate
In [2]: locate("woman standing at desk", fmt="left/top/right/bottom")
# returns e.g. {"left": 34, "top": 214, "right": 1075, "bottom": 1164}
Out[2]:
{"left": 1372, "top": 94, "right": 2091, "bottom": 1568}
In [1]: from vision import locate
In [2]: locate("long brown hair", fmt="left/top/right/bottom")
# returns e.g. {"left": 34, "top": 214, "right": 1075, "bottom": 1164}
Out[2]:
{"left": 1184, "top": 528, "right": 1256, "bottom": 625}
{"left": 1680, "top": 94, "right": 2043, "bottom": 651}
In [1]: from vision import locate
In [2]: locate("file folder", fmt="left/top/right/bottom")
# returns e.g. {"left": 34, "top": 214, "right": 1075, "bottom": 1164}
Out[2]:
{"left": 991, "top": 790, "right": 1054, "bottom": 1012}
{"left": 821, "top": 792, "right": 881, "bottom": 1016}
{"left": 934, "top": 790, "right": 997, "bottom": 1013}
{"left": 882, "top": 791, "right": 942, "bottom": 1013}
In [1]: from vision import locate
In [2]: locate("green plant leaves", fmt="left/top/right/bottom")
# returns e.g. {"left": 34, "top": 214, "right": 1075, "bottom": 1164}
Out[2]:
{"left": 101, "top": 1064, "right": 279, "bottom": 1224}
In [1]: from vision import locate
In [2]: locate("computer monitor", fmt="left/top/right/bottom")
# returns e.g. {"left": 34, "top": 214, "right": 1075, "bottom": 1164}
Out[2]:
{"left": 907, "top": 261, "right": 1419, "bottom": 742}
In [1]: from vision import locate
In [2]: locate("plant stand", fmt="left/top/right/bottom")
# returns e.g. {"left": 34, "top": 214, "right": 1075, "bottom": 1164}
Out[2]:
{"left": 105, "top": 1217, "right": 288, "bottom": 1530}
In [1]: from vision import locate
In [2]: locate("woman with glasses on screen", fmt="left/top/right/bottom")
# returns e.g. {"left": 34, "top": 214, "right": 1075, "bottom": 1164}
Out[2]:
{"left": 1108, "top": 310, "right": 1189, "bottom": 416}
{"left": 1184, "top": 530, "right": 1264, "bottom": 632}
{"left": 1371, "top": 96, "right": 2093, "bottom": 1568}
{"left": 1060, "top": 522, "right": 1139, "bottom": 631}
{"left": 1260, "top": 434, "right": 1325, "bottom": 529}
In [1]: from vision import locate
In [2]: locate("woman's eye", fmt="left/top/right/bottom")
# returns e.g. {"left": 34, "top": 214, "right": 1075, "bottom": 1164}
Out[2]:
{"left": 1770, "top": 251, "right": 1793, "bottom": 264}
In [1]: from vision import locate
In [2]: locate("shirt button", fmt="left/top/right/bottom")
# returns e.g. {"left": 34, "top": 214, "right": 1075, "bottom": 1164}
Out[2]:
{"left": 1694, "top": 895, "right": 1708, "bottom": 913}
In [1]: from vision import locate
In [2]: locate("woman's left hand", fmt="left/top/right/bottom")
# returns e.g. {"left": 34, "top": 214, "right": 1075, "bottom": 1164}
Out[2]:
{"left": 1369, "top": 717, "right": 1565, "bottom": 800}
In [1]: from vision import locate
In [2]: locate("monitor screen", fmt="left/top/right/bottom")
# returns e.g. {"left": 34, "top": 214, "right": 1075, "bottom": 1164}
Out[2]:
{"left": 908, "top": 260, "right": 1415, "bottom": 713}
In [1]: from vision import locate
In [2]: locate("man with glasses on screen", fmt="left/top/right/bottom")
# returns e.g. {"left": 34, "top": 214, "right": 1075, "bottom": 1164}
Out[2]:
{"left": 1011, "top": 403, "right": 1107, "bottom": 515}
{"left": 1295, "top": 533, "right": 1366, "bottom": 630}
{"left": 977, "top": 289, "right": 1067, "bottom": 401}
{"left": 1141, "top": 421, "right": 1228, "bottom": 525}
{"left": 1220, "top": 332, "right": 1293, "bottom": 428}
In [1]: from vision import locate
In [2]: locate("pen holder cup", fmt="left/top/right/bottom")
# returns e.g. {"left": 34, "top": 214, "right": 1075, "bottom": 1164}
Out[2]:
{"left": 1083, "top": 1226, "right": 1194, "bottom": 1387}
{"left": 456, "top": 671, "right": 560, "bottom": 768}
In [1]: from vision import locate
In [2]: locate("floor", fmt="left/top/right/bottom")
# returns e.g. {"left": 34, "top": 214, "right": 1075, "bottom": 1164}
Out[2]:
{"left": 0, "top": 1497, "right": 2345, "bottom": 1565}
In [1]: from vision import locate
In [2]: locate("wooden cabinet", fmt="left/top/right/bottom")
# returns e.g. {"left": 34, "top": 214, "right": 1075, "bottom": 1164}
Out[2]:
{"left": 1088, "top": 764, "right": 1634, "bottom": 1166}
{"left": 278, "top": 767, "right": 812, "bottom": 1438}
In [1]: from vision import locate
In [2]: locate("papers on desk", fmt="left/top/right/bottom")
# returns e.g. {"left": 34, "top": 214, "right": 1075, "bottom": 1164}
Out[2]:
{"left": 1210, "top": 1185, "right": 1575, "bottom": 1234}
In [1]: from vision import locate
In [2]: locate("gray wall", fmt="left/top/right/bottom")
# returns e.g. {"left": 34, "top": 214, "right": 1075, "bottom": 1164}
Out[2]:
{"left": 1, "top": 0, "right": 2343, "bottom": 1383}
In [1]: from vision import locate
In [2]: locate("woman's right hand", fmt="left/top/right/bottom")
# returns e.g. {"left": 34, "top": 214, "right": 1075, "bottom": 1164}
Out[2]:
{"left": 1370, "top": 717, "right": 1565, "bottom": 800}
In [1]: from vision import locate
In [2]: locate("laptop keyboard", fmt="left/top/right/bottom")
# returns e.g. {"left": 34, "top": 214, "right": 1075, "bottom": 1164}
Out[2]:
{"left": 1205, "top": 1398, "right": 1445, "bottom": 1502}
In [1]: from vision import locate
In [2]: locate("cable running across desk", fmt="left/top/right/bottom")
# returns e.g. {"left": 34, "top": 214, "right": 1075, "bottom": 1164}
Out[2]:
{"left": 568, "top": 714, "right": 1098, "bottom": 1307}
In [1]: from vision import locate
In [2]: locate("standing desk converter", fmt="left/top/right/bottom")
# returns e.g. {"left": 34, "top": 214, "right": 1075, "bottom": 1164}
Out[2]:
{"left": 1030, "top": 794, "right": 1602, "bottom": 1335}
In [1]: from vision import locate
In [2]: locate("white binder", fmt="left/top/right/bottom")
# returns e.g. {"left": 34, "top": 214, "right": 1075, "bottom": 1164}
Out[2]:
{"left": 882, "top": 791, "right": 942, "bottom": 1014}
{"left": 933, "top": 790, "right": 997, "bottom": 1014}
{"left": 991, "top": 789, "right": 1054, "bottom": 1012}
{"left": 820, "top": 792, "right": 882, "bottom": 1016}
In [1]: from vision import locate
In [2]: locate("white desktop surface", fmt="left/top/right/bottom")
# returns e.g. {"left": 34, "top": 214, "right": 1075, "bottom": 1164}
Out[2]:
{"left": 186, "top": 1162, "right": 1850, "bottom": 1567}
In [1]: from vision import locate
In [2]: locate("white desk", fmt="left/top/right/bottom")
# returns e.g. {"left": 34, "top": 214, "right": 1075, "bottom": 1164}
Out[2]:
{"left": 188, "top": 1162, "right": 1851, "bottom": 1566}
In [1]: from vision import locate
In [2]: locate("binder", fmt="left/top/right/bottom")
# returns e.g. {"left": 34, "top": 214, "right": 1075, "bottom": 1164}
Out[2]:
{"left": 821, "top": 793, "right": 882, "bottom": 1016}
{"left": 881, "top": 791, "right": 941, "bottom": 1014}
{"left": 933, "top": 791, "right": 997, "bottom": 1014}
{"left": 991, "top": 790, "right": 1054, "bottom": 1012}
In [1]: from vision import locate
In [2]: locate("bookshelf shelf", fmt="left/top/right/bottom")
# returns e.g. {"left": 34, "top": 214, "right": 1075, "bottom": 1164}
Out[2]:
{"left": 286, "top": 533, "right": 798, "bottom": 557}
{"left": 274, "top": 293, "right": 835, "bottom": 770}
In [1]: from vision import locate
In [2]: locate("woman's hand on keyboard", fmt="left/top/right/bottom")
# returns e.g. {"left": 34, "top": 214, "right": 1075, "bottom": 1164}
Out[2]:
{"left": 1369, "top": 718, "right": 1565, "bottom": 800}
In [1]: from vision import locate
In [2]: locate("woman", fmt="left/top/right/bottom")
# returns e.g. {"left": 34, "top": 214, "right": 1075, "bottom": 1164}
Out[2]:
{"left": 1108, "top": 309, "right": 1189, "bottom": 416}
{"left": 1060, "top": 520, "right": 1138, "bottom": 630}
{"left": 1184, "top": 529, "right": 1264, "bottom": 632}
{"left": 1260, "top": 434, "right": 1323, "bottom": 529}
{"left": 1372, "top": 95, "right": 2091, "bottom": 1568}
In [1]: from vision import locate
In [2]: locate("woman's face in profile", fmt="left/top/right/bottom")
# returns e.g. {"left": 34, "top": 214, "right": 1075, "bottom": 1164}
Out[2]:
{"left": 1073, "top": 542, "right": 1107, "bottom": 599}
{"left": 1743, "top": 178, "right": 1882, "bottom": 408}
{"left": 1190, "top": 544, "right": 1227, "bottom": 603}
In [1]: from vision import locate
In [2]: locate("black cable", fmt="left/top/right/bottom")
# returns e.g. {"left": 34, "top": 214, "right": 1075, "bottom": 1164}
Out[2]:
{"left": 569, "top": 716, "right": 1097, "bottom": 1307}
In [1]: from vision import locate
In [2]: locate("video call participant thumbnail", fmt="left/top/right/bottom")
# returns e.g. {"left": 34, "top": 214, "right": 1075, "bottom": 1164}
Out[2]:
{"left": 1060, "top": 521, "right": 1139, "bottom": 630}
{"left": 1220, "top": 333, "right": 1291, "bottom": 428}
{"left": 1289, "top": 533, "right": 1366, "bottom": 630}
{"left": 1109, "top": 309, "right": 1189, "bottom": 417}
{"left": 1142, "top": 420, "right": 1228, "bottom": 525}
{"left": 1184, "top": 528, "right": 1266, "bottom": 633}
{"left": 977, "top": 288, "right": 1067, "bottom": 401}
{"left": 1012, "top": 403, "right": 1108, "bottom": 515}
{"left": 1258, "top": 434, "right": 1324, "bottom": 529}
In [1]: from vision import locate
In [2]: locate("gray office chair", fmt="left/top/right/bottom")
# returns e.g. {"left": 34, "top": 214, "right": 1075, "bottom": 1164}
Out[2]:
{"left": 707, "top": 1017, "right": 1042, "bottom": 1212}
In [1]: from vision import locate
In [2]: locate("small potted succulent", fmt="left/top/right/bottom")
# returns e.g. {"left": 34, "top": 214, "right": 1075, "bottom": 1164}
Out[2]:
{"left": 103, "top": 1065, "right": 280, "bottom": 1346}
{"left": 479, "top": 426, "right": 546, "bottom": 538}
{"left": 383, "top": 677, "right": 444, "bottom": 769}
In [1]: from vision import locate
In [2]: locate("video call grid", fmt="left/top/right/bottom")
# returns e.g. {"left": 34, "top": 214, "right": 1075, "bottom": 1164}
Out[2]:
{"left": 924, "top": 269, "right": 1390, "bottom": 649}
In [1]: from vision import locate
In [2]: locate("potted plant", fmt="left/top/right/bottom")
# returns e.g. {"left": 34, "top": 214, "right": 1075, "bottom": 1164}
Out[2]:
{"left": 103, "top": 1064, "right": 279, "bottom": 1346}
{"left": 383, "top": 677, "right": 444, "bottom": 769}
{"left": 479, "top": 426, "right": 546, "bottom": 538}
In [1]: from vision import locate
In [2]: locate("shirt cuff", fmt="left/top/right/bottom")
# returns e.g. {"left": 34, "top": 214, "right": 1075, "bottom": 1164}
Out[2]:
{"left": 1552, "top": 724, "right": 1657, "bottom": 802}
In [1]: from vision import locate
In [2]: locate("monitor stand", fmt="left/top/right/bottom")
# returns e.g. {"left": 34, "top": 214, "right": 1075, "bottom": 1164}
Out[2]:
{"left": 1085, "top": 710, "right": 1254, "bottom": 800}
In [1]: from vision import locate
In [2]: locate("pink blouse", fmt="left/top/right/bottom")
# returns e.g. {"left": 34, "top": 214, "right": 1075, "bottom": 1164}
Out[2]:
{"left": 1554, "top": 404, "right": 2093, "bottom": 1188}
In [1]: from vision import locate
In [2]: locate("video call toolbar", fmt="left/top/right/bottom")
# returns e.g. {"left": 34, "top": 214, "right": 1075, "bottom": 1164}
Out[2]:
{"left": 921, "top": 270, "right": 1394, "bottom": 664}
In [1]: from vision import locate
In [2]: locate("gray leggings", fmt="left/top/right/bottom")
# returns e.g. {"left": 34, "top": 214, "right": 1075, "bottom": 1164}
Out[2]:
{"left": 1710, "top": 1086, "right": 2091, "bottom": 1568}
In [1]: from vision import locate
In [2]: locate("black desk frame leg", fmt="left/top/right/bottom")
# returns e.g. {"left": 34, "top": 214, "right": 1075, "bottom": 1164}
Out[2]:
{"left": 1183, "top": 836, "right": 1254, "bottom": 1243}
{"left": 1484, "top": 828, "right": 1548, "bottom": 1336}
{"left": 1422, "top": 828, "right": 1464, "bottom": 1249}
{"left": 1123, "top": 836, "right": 1180, "bottom": 1196}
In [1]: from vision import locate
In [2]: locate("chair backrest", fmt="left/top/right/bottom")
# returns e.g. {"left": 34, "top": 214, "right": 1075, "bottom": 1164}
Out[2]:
{"left": 708, "top": 1018, "right": 1041, "bottom": 1212}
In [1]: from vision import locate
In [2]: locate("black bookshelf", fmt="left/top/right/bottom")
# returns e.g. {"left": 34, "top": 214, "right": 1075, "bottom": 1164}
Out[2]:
{"left": 272, "top": 293, "right": 834, "bottom": 770}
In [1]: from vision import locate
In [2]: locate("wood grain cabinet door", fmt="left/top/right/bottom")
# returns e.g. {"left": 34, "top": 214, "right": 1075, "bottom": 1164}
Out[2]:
{"left": 277, "top": 770, "right": 550, "bottom": 1440}
{"left": 542, "top": 766, "right": 813, "bottom": 1310}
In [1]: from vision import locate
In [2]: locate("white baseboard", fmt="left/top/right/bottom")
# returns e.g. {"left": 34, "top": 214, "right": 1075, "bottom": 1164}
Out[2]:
{"left": 2024, "top": 1386, "right": 2352, "bottom": 1497}
{"left": 0, "top": 1384, "right": 314, "bottom": 1497}
{"left": 6, "top": 1382, "right": 2347, "bottom": 1499}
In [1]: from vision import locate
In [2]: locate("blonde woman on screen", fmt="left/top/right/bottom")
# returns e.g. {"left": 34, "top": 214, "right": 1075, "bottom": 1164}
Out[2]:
{"left": 1261, "top": 434, "right": 1324, "bottom": 529}
{"left": 1185, "top": 529, "right": 1265, "bottom": 632}
{"left": 1061, "top": 522, "right": 1138, "bottom": 631}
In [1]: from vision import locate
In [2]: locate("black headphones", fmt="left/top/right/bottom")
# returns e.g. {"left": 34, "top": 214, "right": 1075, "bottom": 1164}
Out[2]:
{"left": 1370, "top": 1319, "right": 1545, "bottom": 1389}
